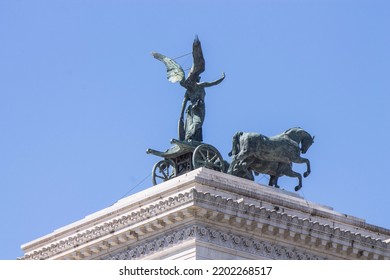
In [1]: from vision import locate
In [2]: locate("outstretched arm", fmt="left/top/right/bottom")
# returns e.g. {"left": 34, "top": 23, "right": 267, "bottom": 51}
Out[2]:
{"left": 198, "top": 72, "right": 225, "bottom": 88}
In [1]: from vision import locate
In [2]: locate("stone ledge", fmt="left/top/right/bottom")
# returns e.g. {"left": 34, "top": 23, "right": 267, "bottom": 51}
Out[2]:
{"left": 20, "top": 191, "right": 195, "bottom": 260}
{"left": 20, "top": 188, "right": 390, "bottom": 260}
{"left": 19, "top": 168, "right": 390, "bottom": 260}
{"left": 192, "top": 190, "right": 390, "bottom": 259}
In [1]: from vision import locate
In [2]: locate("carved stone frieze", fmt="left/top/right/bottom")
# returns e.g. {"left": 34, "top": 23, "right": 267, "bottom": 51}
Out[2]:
{"left": 20, "top": 191, "right": 195, "bottom": 260}
{"left": 195, "top": 225, "right": 326, "bottom": 260}
{"left": 103, "top": 225, "right": 326, "bottom": 260}
{"left": 103, "top": 225, "right": 196, "bottom": 260}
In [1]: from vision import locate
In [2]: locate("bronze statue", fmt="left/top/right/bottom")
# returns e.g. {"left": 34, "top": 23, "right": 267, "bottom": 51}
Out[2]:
{"left": 149, "top": 38, "right": 314, "bottom": 191}
{"left": 152, "top": 36, "right": 225, "bottom": 142}
{"left": 228, "top": 127, "right": 314, "bottom": 191}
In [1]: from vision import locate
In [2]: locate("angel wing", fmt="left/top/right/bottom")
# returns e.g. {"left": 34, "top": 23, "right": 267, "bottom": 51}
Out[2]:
{"left": 152, "top": 52, "right": 185, "bottom": 84}
{"left": 187, "top": 35, "right": 205, "bottom": 82}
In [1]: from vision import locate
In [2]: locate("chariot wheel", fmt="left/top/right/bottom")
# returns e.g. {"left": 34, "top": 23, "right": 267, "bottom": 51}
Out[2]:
{"left": 192, "top": 144, "right": 225, "bottom": 172}
{"left": 152, "top": 159, "right": 177, "bottom": 185}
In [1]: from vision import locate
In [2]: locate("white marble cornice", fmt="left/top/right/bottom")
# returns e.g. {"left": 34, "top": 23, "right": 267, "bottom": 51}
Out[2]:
{"left": 19, "top": 168, "right": 390, "bottom": 260}
{"left": 192, "top": 190, "right": 390, "bottom": 259}
{"left": 192, "top": 169, "right": 390, "bottom": 236}
{"left": 19, "top": 190, "right": 196, "bottom": 260}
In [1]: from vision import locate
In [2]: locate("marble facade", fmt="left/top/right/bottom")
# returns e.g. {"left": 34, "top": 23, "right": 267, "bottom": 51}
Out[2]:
{"left": 20, "top": 168, "right": 390, "bottom": 260}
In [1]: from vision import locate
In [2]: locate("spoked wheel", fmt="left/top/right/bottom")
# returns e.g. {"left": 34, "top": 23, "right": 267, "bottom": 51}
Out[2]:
{"left": 152, "top": 159, "right": 177, "bottom": 185}
{"left": 192, "top": 144, "right": 225, "bottom": 172}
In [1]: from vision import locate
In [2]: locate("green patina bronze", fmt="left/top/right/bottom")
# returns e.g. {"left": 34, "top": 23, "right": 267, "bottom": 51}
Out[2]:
{"left": 147, "top": 37, "right": 314, "bottom": 191}
{"left": 228, "top": 127, "right": 315, "bottom": 191}
{"left": 152, "top": 36, "right": 225, "bottom": 142}
{"left": 147, "top": 36, "right": 226, "bottom": 186}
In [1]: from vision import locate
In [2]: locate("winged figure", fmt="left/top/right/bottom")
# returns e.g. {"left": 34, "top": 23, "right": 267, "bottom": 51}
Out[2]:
{"left": 152, "top": 36, "right": 225, "bottom": 142}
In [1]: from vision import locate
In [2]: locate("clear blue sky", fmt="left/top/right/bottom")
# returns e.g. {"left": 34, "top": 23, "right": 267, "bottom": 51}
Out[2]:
{"left": 1, "top": 0, "right": 389, "bottom": 259}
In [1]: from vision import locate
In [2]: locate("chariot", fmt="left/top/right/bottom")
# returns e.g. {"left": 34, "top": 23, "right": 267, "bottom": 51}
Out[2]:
{"left": 148, "top": 37, "right": 314, "bottom": 191}
{"left": 146, "top": 139, "right": 225, "bottom": 185}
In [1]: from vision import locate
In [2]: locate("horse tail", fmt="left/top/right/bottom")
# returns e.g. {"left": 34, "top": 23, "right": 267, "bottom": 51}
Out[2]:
{"left": 229, "top": 131, "right": 243, "bottom": 157}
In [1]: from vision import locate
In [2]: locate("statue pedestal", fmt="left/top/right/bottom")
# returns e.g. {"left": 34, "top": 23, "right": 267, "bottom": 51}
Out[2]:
{"left": 20, "top": 168, "right": 390, "bottom": 260}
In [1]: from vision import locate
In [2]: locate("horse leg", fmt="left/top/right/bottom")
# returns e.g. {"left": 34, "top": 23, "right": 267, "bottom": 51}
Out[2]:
{"left": 244, "top": 168, "right": 254, "bottom": 181}
{"left": 231, "top": 163, "right": 253, "bottom": 180}
{"left": 274, "top": 177, "right": 280, "bottom": 188}
{"left": 269, "top": 176, "right": 275, "bottom": 186}
{"left": 282, "top": 168, "right": 303, "bottom": 191}
{"left": 227, "top": 154, "right": 240, "bottom": 174}
{"left": 269, "top": 176, "right": 280, "bottom": 188}
{"left": 227, "top": 158, "right": 236, "bottom": 174}
{"left": 228, "top": 153, "right": 250, "bottom": 178}
{"left": 302, "top": 158, "right": 311, "bottom": 178}
{"left": 292, "top": 156, "right": 311, "bottom": 178}
{"left": 236, "top": 157, "right": 255, "bottom": 181}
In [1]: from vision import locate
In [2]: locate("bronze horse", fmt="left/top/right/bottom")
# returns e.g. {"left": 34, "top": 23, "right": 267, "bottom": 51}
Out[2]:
{"left": 228, "top": 127, "right": 314, "bottom": 191}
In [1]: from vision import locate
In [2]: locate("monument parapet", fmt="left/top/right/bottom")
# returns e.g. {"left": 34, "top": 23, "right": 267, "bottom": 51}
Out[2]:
{"left": 20, "top": 168, "right": 390, "bottom": 260}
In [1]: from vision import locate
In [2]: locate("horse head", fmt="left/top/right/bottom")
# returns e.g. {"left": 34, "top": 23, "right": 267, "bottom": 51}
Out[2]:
{"left": 300, "top": 133, "right": 314, "bottom": 154}
{"left": 284, "top": 127, "right": 314, "bottom": 154}
{"left": 228, "top": 131, "right": 243, "bottom": 157}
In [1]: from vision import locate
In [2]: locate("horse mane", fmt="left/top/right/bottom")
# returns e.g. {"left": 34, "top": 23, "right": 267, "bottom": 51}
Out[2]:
{"left": 283, "top": 127, "right": 313, "bottom": 147}
{"left": 284, "top": 127, "right": 303, "bottom": 134}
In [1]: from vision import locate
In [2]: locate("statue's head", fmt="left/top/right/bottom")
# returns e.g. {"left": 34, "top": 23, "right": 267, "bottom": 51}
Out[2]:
{"left": 301, "top": 135, "right": 315, "bottom": 154}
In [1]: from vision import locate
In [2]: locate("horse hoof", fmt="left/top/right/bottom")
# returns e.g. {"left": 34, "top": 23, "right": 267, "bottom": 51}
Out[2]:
{"left": 303, "top": 172, "right": 310, "bottom": 178}
{"left": 294, "top": 186, "right": 301, "bottom": 191}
